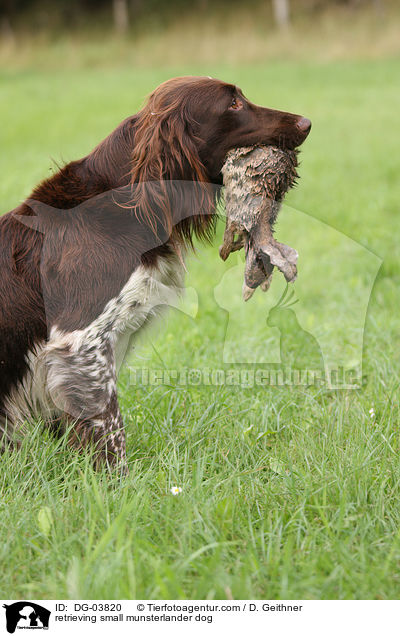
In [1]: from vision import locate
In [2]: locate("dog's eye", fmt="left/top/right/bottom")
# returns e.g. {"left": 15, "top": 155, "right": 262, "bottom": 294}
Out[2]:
{"left": 229, "top": 97, "right": 243, "bottom": 111}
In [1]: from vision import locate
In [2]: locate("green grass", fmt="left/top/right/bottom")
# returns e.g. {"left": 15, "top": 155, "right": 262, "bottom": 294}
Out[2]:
{"left": 1, "top": 57, "right": 400, "bottom": 599}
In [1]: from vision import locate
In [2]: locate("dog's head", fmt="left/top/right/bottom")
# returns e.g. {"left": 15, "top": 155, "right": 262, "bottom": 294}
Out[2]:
{"left": 131, "top": 76, "right": 311, "bottom": 183}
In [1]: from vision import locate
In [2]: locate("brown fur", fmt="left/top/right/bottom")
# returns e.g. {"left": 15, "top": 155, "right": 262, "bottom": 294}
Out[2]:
{"left": 0, "top": 76, "right": 311, "bottom": 469}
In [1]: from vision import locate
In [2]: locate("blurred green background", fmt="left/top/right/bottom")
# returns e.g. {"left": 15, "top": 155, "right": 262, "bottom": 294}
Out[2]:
{"left": 1, "top": 0, "right": 399, "bottom": 69}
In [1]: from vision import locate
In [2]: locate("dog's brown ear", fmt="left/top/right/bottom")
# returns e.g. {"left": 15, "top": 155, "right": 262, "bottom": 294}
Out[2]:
{"left": 128, "top": 83, "right": 215, "bottom": 245}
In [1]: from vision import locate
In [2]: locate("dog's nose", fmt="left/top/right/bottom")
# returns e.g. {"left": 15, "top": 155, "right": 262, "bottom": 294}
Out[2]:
{"left": 296, "top": 117, "right": 312, "bottom": 134}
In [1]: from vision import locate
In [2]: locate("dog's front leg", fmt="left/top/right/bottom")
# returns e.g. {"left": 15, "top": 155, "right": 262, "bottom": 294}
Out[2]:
{"left": 45, "top": 331, "right": 128, "bottom": 474}
{"left": 67, "top": 387, "right": 128, "bottom": 474}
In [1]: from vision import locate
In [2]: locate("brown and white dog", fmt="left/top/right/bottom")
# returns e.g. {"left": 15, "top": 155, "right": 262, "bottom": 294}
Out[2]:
{"left": 0, "top": 76, "right": 311, "bottom": 472}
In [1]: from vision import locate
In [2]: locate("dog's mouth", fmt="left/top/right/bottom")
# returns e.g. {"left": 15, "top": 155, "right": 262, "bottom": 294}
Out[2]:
{"left": 278, "top": 117, "right": 311, "bottom": 151}
{"left": 293, "top": 117, "right": 312, "bottom": 148}
{"left": 278, "top": 134, "right": 306, "bottom": 152}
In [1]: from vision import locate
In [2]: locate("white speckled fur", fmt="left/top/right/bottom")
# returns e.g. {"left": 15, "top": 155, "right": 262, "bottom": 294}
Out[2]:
{"left": 2, "top": 255, "right": 184, "bottom": 430}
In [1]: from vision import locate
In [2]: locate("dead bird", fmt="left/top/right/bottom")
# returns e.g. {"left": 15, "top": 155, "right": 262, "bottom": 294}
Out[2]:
{"left": 220, "top": 145, "right": 299, "bottom": 301}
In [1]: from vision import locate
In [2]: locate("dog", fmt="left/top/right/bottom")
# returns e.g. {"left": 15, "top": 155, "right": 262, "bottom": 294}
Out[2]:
{"left": 0, "top": 76, "right": 311, "bottom": 472}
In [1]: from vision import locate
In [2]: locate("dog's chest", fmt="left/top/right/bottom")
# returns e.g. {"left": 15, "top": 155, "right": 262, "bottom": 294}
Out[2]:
{"left": 3, "top": 256, "right": 185, "bottom": 426}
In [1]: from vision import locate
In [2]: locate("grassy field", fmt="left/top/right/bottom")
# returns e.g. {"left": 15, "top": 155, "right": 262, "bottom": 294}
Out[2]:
{"left": 1, "top": 1, "right": 400, "bottom": 68}
{"left": 1, "top": 56, "right": 400, "bottom": 599}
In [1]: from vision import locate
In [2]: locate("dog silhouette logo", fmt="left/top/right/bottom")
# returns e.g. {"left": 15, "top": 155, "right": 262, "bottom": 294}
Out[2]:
{"left": 266, "top": 285, "right": 324, "bottom": 372}
{"left": 2, "top": 602, "right": 50, "bottom": 633}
